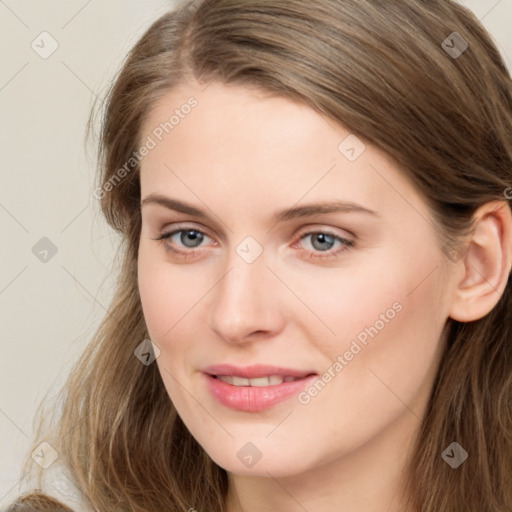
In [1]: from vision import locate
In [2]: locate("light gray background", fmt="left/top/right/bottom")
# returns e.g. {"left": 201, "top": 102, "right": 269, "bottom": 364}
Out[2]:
{"left": 1, "top": 0, "right": 511, "bottom": 506}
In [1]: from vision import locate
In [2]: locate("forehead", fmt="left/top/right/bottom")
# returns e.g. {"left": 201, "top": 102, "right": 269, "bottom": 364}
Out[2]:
{"left": 138, "top": 81, "right": 427, "bottom": 227}
{"left": 141, "top": 80, "right": 335, "bottom": 151}
{"left": 140, "top": 83, "right": 344, "bottom": 194}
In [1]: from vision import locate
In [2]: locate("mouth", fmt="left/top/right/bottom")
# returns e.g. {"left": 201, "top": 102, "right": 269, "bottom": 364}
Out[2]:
{"left": 203, "top": 363, "right": 316, "bottom": 380}
{"left": 202, "top": 364, "right": 318, "bottom": 412}
{"left": 211, "top": 374, "right": 314, "bottom": 386}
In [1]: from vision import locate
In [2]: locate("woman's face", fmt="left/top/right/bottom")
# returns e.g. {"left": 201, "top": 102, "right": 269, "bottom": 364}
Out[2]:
{"left": 137, "top": 81, "right": 454, "bottom": 477}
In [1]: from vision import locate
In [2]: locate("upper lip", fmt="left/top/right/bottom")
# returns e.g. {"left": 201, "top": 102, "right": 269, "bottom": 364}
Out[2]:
{"left": 203, "top": 364, "right": 317, "bottom": 379}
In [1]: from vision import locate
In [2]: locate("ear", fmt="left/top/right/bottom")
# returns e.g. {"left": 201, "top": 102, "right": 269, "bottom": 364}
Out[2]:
{"left": 449, "top": 200, "right": 512, "bottom": 322}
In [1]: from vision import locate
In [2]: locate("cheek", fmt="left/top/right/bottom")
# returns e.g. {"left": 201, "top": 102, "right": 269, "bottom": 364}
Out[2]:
{"left": 292, "top": 246, "right": 446, "bottom": 403}
{"left": 295, "top": 234, "right": 446, "bottom": 358}
{"left": 137, "top": 245, "right": 203, "bottom": 404}
{"left": 137, "top": 254, "right": 169, "bottom": 339}
{"left": 137, "top": 241, "right": 208, "bottom": 341}
{"left": 284, "top": 262, "right": 446, "bottom": 464}
{"left": 283, "top": 257, "right": 407, "bottom": 357}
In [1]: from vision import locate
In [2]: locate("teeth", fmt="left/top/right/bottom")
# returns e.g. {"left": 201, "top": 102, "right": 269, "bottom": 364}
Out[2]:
{"left": 232, "top": 376, "right": 250, "bottom": 386}
{"left": 246, "top": 377, "right": 270, "bottom": 387}
{"left": 217, "top": 375, "right": 301, "bottom": 386}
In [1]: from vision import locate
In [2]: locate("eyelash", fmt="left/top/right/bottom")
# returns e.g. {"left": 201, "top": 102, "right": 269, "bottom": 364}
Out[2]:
{"left": 153, "top": 226, "right": 354, "bottom": 260}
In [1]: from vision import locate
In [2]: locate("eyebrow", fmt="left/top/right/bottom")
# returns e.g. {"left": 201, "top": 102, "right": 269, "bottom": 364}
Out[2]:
{"left": 140, "top": 193, "right": 379, "bottom": 223}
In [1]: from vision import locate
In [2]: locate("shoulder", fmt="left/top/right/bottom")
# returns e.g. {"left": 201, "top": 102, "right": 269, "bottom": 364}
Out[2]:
{"left": 6, "top": 463, "right": 90, "bottom": 512}
{"left": 3, "top": 492, "right": 75, "bottom": 511}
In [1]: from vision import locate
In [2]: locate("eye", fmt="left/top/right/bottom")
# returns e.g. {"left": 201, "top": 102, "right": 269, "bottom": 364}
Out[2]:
{"left": 154, "top": 228, "right": 213, "bottom": 256}
{"left": 152, "top": 226, "right": 354, "bottom": 260}
{"left": 171, "top": 229, "right": 206, "bottom": 248}
{"left": 296, "top": 231, "right": 354, "bottom": 258}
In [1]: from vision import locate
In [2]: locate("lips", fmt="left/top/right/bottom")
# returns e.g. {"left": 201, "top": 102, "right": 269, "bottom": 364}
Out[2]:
{"left": 216, "top": 375, "right": 302, "bottom": 386}
{"left": 203, "top": 364, "right": 318, "bottom": 412}
{"left": 203, "top": 363, "right": 316, "bottom": 379}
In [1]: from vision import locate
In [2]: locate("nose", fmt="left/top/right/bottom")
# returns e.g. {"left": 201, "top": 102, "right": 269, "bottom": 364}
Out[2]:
{"left": 208, "top": 249, "right": 285, "bottom": 345}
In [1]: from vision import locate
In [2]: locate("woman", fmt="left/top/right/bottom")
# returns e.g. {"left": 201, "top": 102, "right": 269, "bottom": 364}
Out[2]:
{"left": 6, "top": 0, "right": 512, "bottom": 511}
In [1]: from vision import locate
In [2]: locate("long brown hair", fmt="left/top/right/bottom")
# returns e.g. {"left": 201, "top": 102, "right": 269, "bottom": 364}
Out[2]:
{"left": 8, "top": 1, "right": 512, "bottom": 511}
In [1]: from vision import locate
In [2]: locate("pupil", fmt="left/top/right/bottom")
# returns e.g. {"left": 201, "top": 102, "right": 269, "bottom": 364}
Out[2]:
{"left": 181, "top": 230, "right": 203, "bottom": 248}
{"left": 312, "top": 233, "right": 334, "bottom": 251}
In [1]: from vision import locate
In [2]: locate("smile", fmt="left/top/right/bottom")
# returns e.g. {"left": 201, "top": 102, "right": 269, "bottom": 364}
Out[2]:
{"left": 214, "top": 375, "right": 303, "bottom": 386}
{"left": 204, "top": 372, "right": 317, "bottom": 412}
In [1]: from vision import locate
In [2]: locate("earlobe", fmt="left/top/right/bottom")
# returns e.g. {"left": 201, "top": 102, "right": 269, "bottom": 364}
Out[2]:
{"left": 449, "top": 200, "right": 512, "bottom": 323}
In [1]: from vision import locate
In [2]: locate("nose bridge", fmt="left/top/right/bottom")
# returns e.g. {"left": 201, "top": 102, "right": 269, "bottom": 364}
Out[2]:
{"left": 208, "top": 245, "right": 282, "bottom": 343}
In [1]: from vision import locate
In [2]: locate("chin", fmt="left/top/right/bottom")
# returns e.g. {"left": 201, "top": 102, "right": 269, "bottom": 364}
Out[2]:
{"left": 200, "top": 438, "right": 317, "bottom": 478}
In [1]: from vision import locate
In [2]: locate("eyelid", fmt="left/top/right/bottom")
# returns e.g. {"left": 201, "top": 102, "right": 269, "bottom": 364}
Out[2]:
{"left": 293, "top": 224, "right": 355, "bottom": 246}
{"left": 157, "top": 224, "right": 353, "bottom": 242}
{"left": 154, "top": 223, "right": 355, "bottom": 258}
{"left": 159, "top": 222, "right": 216, "bottom": 241}
{"left": 295, "top": 224, "right": 354, "bottom": 238}
{"left": 292, "top": 230, "right": 354, "bottom": 258}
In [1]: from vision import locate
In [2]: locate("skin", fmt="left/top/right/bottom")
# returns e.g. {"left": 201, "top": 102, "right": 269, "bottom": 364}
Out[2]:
{"left": 137, "top": 80, "right": 512, "bottom": 512}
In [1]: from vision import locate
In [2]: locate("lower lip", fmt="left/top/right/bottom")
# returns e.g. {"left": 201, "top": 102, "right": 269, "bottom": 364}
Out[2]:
{"left": 204, "top": 373, "right": 317, "bottom": 412}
